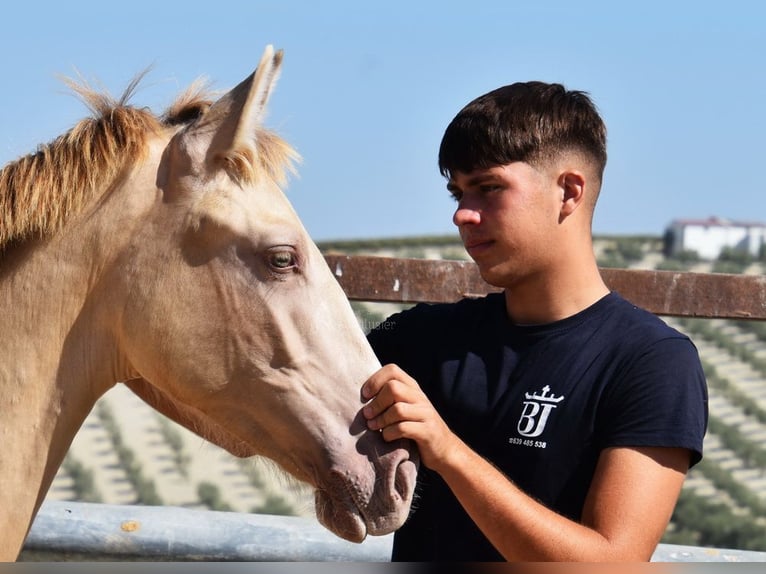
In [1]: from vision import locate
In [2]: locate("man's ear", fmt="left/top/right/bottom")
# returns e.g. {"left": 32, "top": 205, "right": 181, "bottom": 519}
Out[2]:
{"left": 558, "top": 170, "right": 586, "bottom": 221}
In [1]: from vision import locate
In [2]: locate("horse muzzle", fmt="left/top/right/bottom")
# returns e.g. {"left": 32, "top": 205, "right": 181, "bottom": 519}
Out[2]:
{"left": 315, "top": 434, "right": 419, "bottom": 543}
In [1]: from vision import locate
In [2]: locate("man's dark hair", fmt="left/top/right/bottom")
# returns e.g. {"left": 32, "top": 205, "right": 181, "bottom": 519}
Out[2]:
{"left": 438, "top": 81, "right": 607, "bottom": 184}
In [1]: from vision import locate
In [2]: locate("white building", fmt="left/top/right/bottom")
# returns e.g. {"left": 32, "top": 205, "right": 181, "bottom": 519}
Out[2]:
{"left": 663, "top": 217, "right": 766, "bottom": 260}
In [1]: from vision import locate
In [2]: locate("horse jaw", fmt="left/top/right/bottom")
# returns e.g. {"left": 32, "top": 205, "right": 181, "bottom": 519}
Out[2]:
{"left": 124, "top": 377, "right": 419, "bottom": 542}
{"left": 123, "top": 378, "right": 256, "bottom": 456}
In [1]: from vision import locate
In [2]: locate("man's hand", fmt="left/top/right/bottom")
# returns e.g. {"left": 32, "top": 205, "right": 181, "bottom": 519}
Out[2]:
{"left": 361, "top": 363, "right": 461, "bottom": 471}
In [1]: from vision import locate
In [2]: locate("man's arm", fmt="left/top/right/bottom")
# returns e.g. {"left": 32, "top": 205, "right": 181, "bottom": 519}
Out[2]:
{"left": 362, "top": 364, "right": 689, "bottom": 561}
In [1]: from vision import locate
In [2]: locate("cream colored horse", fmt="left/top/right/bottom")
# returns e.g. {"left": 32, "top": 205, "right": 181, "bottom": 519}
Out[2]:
{"left": 0, "top": 46, "right": 416, "bottom": 561}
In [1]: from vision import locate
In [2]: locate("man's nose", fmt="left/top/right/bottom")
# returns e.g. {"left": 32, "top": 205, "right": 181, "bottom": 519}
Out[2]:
{"left": 453, "top": 205, "right": 481, "bottom": 227}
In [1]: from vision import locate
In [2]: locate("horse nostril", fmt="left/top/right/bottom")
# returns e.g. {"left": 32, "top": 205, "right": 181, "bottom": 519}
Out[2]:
{"left": 391, "top": 443, "right": 419, "bottom": 503}
{"left": 394, "top": 462, "right": 412, "bottom": 501}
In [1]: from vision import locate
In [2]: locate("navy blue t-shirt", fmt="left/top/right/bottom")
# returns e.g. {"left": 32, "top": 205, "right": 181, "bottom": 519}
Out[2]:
{"left": 367, "top": 291, "right": 708, "bottom": 561}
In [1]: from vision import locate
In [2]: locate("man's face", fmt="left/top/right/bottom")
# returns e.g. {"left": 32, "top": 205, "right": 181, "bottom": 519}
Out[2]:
{"left": 448, "top": 161, "right": 562, "bottom": 287}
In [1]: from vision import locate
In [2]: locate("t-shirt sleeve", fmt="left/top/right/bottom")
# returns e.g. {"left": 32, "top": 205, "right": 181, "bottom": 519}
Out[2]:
{"left": 597, "top": 336, "right": 709, "bottom": 467}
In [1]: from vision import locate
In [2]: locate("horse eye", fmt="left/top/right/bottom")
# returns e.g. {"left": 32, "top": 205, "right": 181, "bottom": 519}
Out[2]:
{"left": 268, "top": 249, "right": 296, "bottom": 270}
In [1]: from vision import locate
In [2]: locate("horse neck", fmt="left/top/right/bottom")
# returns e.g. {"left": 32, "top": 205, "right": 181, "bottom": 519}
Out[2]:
{"left": 0, "top": 144, "right": 163, "bottom": 560}
{"left": 0, "top": 243, "right": 103, "bottom": 558}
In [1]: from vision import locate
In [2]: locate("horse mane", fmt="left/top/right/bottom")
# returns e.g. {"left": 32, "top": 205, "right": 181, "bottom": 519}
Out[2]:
{"left": 0, "top": 73, "right": 299, "bottom": 250}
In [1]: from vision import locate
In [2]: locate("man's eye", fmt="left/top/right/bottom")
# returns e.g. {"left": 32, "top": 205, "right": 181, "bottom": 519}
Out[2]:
{"left": 479, "top": 184, "right": 500, "bottom": 193}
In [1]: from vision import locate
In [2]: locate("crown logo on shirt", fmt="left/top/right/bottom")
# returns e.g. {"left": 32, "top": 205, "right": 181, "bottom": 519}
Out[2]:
{"left": 524, "top": 385, "right": 564, "bottom": 404}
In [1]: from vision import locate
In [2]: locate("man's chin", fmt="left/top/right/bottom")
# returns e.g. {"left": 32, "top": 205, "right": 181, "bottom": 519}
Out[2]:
{"left": 475, "top": 262, "right": 512, "bottom": 289}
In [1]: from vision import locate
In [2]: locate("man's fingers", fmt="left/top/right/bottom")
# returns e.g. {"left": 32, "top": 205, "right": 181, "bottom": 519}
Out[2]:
{"left": 367, "top": 401, "right": 426, "bottom": 433}
{"left": 362, "top": 363, "right": 415, "bottom": 400}
{"left": 361, "top": 363, "right": 426, "bottom": 434}
{"left": 364, "top": 390, "right": 403, "bottom": 429}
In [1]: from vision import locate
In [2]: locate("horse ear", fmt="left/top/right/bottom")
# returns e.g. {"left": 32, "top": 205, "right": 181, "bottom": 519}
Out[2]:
{"left": 186, "top": 45, "right": 283, "bottom": 166}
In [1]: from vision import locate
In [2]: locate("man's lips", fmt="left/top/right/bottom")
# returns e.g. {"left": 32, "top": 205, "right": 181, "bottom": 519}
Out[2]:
{"left": 464, "top": 238, "right": 495, "bottom": 257}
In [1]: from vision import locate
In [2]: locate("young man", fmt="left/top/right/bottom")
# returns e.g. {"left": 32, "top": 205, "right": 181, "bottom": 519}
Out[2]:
{"left": 362, "top": 82, "right": 708, "bottom": 561}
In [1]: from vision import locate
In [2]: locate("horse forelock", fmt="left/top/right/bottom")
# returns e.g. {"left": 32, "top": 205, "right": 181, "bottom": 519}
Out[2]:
{"left": 0, "top": 72, "right": 299, "bottom": 252}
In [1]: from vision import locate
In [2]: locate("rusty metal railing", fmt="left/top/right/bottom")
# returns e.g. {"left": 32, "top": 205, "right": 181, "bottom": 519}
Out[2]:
{"left": 324, "top": 254, "right": 766, "bottom": 319}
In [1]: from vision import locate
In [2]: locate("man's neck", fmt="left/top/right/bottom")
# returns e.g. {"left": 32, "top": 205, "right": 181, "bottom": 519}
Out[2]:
{"left": 502, "top": 263, "right": 609, "bottom": 325}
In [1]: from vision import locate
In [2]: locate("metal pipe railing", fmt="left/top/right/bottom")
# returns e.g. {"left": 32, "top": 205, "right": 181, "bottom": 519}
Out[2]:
{"left": 21, "top": 500, "right": 766, "bottom": 562}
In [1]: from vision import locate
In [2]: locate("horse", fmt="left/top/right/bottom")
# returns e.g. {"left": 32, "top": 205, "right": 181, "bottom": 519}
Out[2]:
{"left": 0, "top": 45, "right": 417, "bottom": 561}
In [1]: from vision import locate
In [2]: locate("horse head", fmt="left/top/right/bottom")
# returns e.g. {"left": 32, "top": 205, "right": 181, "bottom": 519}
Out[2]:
{"left": 110, "top": 46, "right": 417, "bottom": 542}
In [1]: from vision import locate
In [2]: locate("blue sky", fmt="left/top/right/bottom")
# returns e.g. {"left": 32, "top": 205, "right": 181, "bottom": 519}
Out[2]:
{"left": 1, "top": 1, "right": 764, "bottom": 241}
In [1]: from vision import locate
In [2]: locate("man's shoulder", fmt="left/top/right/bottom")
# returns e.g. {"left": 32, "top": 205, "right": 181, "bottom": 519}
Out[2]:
{"left": 603, "top": 292, "right": 689, "bottom": 340}
{"left": 593, "top": 294, "right": 704, "bottom": 386}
